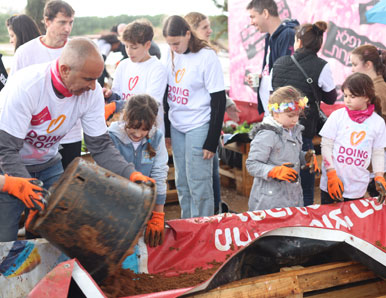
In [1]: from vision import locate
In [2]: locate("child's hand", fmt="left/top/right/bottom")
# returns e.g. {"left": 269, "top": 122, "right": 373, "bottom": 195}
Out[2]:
{"left": 374, "top": 176, "right": 386, "bottom": 204}
{"left": 268, "top": 163, "right": 299, "bottom": 183}
{"left": 145, "top": 211, "right": 165, "bottom": 247}
{"left": 326, "top": 170, "right": 344, "bottom": 201}
{"left": 102, "top": 87, "right": 112, "bottom": 98}
{"left": 304, "top": 150, "right": 321, "bottom": 175}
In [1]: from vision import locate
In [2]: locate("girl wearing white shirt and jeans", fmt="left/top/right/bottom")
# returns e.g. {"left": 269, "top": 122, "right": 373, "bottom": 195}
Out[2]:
{"left": 163, "top": 15, "right": 226, "bottom": 218}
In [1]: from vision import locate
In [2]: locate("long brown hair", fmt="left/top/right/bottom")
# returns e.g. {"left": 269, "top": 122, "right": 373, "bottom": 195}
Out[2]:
{"left": 352, "top": 44, "right": 386, "bottom": 81}
{"left": 122, "top": 94, "right": 159, "bottom": 158}
{"left": 163, "top": 15, "right": 209, "bottom": 53}
{"left": 341, "top": 73, "right": 382, "bottom": 117}
{"left": 295, "top": 21, "right": 327, "bottom": 54}
{"left": 6, "top": 14, "right": 41, "bottom": 51}
{"left": 184, "top": 12, "right": 207, "bottom": 30}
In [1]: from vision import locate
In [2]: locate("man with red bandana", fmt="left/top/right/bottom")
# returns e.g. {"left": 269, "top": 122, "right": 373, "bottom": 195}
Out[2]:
{"left": 0, "top": 38, "right": 153, "bottom": 242}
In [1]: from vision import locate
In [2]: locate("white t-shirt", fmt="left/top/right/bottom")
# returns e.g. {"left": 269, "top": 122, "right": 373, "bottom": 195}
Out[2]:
{"left": 319, "top": 108, "right": 386, "bottom": 198}
{"left": 259, "top": 47, "right": 272, "bottom": 113}
{"left": 0, "top": 62, "right": 107, "bottom": 166}
{"left": 112, "top": 56, "right": 167, "bottom": 133}
{"left": 165, "top": 48, "right": 224, "bottom": 133}
{"left": 10, "top": 36, "right": 82, "bottom": 144}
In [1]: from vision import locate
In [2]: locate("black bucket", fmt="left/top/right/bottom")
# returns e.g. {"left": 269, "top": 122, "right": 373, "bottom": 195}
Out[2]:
{"left": 31, "top": 157, "right": 156, "bottom": 283}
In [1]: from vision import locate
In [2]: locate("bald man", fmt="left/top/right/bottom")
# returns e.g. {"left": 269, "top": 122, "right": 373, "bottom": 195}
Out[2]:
{"left": 0, "top": 37, "right": 152, "bottom": 242}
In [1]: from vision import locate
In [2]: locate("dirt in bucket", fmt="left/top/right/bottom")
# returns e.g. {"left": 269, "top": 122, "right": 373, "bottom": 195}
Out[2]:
{"left": 100, "top": 261, "right": 222, "bottom": 298}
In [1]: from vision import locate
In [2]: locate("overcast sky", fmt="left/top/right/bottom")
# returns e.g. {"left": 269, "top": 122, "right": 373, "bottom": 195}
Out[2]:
{"left": 0, "top": 0, "right": 225, "bottom": 17}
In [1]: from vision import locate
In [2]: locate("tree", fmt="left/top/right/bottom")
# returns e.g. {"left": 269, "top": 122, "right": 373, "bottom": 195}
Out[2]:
{"left": 210, "top": 0, "right": 228, "bottom": 50}
{"left": 26, "top": 0, "right": 47, "bottom": 34}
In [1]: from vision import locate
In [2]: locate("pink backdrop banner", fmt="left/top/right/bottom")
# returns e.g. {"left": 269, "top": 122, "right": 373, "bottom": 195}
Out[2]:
{"left": 228, "top": 0, "right": 386, "bottom": 115}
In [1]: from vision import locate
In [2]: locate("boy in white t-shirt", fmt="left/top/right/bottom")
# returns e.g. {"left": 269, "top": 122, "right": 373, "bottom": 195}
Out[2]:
{"left": 103, "top": 20, "right": 167, "bottom": 133}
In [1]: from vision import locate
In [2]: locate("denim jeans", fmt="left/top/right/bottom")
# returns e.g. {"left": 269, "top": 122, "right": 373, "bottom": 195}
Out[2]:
{"left": 0, "top": 161, "right": 64, "bottom": 242}
{"left": 301, "top": 137, "right": 315, "bottom": 206}
{"left": 171, "top": 123, "right": 214, "bottom": 218}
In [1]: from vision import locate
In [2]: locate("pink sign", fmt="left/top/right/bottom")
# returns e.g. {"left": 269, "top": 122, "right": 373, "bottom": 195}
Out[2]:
{"left": 228, "top": 0, "right": 386, "bottom": 115}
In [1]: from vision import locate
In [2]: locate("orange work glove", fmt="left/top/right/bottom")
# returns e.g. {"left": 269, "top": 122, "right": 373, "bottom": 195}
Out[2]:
{"left": 2, "top": 175, "right": 46, "bottom": 211}
{"left": 268, "top": 163, "right": 298, "bottom": 183}
{"left": 25, "top": 210, "right": 39, "bottom": 231}
{"left": 145, "top": 211, "right": 165, "bottom": 247}
{"left": 304, "top": 150, "right": 321, "bottom": 175}
{"left": 130, "top": 171, "right": 155, "bottom": 184}
{"left": 104, "top": 102, "right": 116, "bottom": 121}
{"left": 374, "top": 176, "right": 386, "bottom": 204}
{"left": 327, "top": 170, "right": 344, "bottom": 201}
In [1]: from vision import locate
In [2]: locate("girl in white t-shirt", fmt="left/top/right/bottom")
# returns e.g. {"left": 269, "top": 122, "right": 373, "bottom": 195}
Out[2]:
{"left": 163, "top": 15, "right": 226, "bottom": 218}
{"left": 320, "top": 73, "right": 386, "bottom": 203}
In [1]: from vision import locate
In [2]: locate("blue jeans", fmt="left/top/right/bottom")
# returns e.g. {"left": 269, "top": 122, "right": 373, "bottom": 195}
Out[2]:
{"left": 171, "top": 124, "right": 214, "bottom": 218}
{"left": 301, "top": 137, "right": 315, "bottom": 206}
{"left": 0, "top": 161, "right": 64, "bottom": 242}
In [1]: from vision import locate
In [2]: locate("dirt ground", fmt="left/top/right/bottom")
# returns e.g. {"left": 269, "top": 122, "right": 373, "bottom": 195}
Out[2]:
{"left": 164, "top": 184, "right": 321, "bottom": 221}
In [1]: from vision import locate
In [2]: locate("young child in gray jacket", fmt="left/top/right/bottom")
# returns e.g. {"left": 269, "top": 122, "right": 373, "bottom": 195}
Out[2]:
{"left": 246, "top": 86, "right": 319, "bottom": 211}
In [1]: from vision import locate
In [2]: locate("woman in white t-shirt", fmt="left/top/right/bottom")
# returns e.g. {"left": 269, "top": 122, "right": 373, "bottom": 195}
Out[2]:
{"left": 162, "top": 15, "right": 226, "bottom": 218}
{"left": 319, "top": 73, "right": 386, "bottom": 203}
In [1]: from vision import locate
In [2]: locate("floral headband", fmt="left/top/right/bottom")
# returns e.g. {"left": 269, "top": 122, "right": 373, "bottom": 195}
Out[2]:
{"left": 268, "top": 96, "right": 309, "bottom": 113}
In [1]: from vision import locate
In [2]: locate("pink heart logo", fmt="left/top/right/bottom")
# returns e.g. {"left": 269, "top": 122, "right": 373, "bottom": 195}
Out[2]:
{"left": 128, "top": 76, "right": 139, "bottom": 91}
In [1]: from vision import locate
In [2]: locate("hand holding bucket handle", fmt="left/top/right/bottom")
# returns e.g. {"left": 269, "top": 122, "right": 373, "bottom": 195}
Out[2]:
{"left": 130, "top": 171, "right": 155, "bottom": 186}
{"left": 2, "top": 175, "right": 50, "bottom": 230}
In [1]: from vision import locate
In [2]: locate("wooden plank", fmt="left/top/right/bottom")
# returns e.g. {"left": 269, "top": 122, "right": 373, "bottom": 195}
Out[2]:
{"left": 168, "top": 166, "right": 175, "bottom": 181}
{"left": 309, "top": 280, "right": 386, "bottom": 298}
{"left": 219, "top": 167, "right": 236, "bottom": 179}
{"left": 166, "top": 189, "right": 178, "bottom": 204}
{"left": 190, "top": 276, "right": 302, "bottom": 298}
{"left": 297, "top": 262, "right": 377, "bottom": 292}
{"left": 190, "top": 262, "right": 377, "bottom": 298}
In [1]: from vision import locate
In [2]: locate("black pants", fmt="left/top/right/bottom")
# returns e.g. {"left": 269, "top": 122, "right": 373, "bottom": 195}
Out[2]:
{"left": 59, "top": 141, "right": 82, "bottom": 170}
{"left": 320, "top": 190, "right": 362, "bottom": 205}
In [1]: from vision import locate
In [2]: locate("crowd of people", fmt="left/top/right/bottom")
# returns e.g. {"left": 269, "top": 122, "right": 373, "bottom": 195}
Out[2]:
{"left": 0, "top": 0, "right": 385, "bottom": 248}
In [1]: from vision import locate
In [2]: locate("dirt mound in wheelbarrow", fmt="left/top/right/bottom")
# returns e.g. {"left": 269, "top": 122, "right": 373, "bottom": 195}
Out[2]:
{"left": 100, "top": 261, "right": 222, "bottom": 297}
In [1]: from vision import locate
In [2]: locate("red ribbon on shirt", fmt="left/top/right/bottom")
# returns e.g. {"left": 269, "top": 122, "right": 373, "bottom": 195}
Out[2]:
{"left": 50, "top": 59, "right": 72, "bottom": 97}
{"left": 345, "top": 104, "right": 375, "bottom": 123}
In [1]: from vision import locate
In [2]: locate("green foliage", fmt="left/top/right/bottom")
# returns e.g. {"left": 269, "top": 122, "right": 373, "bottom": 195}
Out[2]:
{"left": 0, "top": 14, "right": 10, "bottom": 43}
{"left": 209, "top": 0, "right": 228, "bottom": 44}
{"left": 223, "top": 121, "right": 251, "bottom": 134}
{"left": 71, "top": 15, "right": 166, "bottom": 36}
{"left": 26, "top": 0, "right": 46, "bottom": 34}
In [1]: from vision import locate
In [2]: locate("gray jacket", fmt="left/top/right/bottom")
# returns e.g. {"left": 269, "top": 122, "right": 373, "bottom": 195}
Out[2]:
{"left": 246, "top": 116, "right": 305, "bottom": 211}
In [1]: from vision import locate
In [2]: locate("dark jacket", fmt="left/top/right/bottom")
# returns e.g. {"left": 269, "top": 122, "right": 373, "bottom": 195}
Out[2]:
{"left": 257, "top": 19, "right": 299, "bottom": 114}
{"left": 262, "top": 19, "right": 299, "bottom": 73}
{"left": 272, "top": 49, "right": 331, "bottom": 138}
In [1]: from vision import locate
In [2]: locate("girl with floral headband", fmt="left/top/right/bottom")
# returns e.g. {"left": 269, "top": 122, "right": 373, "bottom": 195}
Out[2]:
{"left": 246, "top": 86, "right": 319, "bottom": 210}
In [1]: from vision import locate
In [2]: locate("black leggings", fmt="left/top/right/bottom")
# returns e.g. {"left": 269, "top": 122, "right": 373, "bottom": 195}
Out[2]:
{"left": 59, "top": 141, "right": 82, "bottom": 170}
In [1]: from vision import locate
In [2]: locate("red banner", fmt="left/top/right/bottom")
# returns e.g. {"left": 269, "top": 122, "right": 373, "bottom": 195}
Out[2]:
{"left": 146, "top": 199, "right": 385, "bottom": 276}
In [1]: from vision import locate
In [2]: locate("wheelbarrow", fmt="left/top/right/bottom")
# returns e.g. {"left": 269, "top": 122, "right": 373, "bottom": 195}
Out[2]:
{"left": 29, "top": 157, "right": 156, "bottom": 284}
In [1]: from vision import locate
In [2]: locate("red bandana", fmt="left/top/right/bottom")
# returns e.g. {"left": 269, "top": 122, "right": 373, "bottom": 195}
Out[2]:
{"left": 345, "top": 104, "right": 375, "bottom": 123}
{"left": 50, "top": 59, "right": 72, "bottom": 97}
